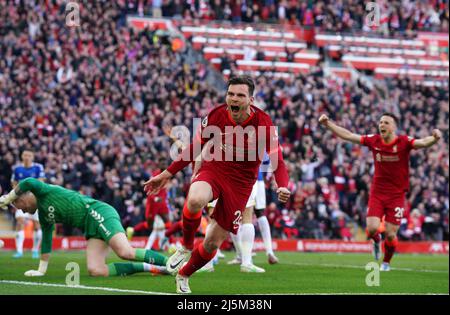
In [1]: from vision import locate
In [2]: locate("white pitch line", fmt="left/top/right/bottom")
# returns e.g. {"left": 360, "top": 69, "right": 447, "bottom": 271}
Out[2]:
{"left": 284, "top": 262, "right": 449, "bottom": 273}
{"left": 0, "top": 280, "right": 176, "bottom": 295}
{"left": 1, "top": 280, "right": 447, "bottom": 296}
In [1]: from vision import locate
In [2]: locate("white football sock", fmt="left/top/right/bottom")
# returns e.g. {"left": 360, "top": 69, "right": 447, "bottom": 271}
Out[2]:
{"left": 240, "top": 223, "right": 255, "bottom": 266}
{"left": 145, "top": 230, "right": 158, "bottom": 250}
{"left": 257, "top": 216, "right": 274, "bottom": 255}
{"left": 33, "top": 229, "right": 42, "bottom": 252}
{"left": 229, "top": 227, "right": 242, "bottom": 260}
{"left": 142, "top": 263, "right": 151, "bottom": 272}
{"left": 157, "top": 230, "right": 165, "bottom": 249}
{"left": 16, "top": 230, "right": 24, "bottom": 254}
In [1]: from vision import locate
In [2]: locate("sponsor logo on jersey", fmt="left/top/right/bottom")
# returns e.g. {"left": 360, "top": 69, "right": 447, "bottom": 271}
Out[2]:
{"left": 47, "top": 206, "right": 56, "bottom": 224}
{"left": 376, "top": 153, "right": 399, "bottom": 162}
{"left": 381, "top": 155, "right": 400, "bottom": 162}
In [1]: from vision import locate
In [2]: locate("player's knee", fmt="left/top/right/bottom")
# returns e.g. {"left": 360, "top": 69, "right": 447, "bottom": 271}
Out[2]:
{"left": 203, "top": 239, "right": 219, "bottom": 253}
{"left": 88, "top": 266, "right": 108, "bottom": 277}
{"left": 187, "top": 195, "right": 206, "bottom": 212}
{"left": 366, "top": 221, "right": 379, "bottom": 235}
{"left": 16, "top": 219, "right": 24, "bottom": 230}
{"left": 367, "top": 226, "right": 378, "bottom": 236}
{"left": 385, "top": 232, "right": 397, "bottom": 241}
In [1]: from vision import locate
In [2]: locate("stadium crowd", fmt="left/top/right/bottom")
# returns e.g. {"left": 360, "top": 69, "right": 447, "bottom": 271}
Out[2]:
{"left": 136, "top": 0, "right": 449, "bottom": 34}
{"left": 0, "top": 1, "right": 448, "bottom": 242}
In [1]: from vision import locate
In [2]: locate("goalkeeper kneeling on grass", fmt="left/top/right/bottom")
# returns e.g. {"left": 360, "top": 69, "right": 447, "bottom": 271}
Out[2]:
{"left": 0, "top": 178, "right": 170, "bottom": 277}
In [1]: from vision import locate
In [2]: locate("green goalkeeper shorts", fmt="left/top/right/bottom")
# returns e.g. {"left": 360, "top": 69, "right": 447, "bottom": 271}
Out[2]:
{"left": 84, "top": 202, "right": 125, "bottom": 243}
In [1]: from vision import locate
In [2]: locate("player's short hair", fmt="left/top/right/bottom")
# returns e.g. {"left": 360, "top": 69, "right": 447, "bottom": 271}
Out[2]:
{"left": 380, "top": 112, "right": 399, "bottom": 125}
{"left": 21, "top": 149, "right": 34, "bottom": 156}
{"left": 227, "top": 75, "right": 255, "bottom": 96}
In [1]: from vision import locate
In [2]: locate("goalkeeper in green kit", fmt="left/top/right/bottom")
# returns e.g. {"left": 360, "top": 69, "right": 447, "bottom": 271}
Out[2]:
{"left": 0, "top": 178, "right": 169, "bottom": 277}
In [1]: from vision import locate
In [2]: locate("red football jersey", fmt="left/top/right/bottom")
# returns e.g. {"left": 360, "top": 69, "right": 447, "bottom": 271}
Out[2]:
{"left": 168, "top": 104, "right": 289, "bottom": 188}
{"left": 361, "top": 134, "right": 415, "bottom": 194}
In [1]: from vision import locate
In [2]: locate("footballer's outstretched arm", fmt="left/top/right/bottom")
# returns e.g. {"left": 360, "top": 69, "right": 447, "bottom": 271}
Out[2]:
{"left": 0, "top": 184, "right": 23, "bottom": 209}
{"left": 265, "top": 123, "right": 290, "bottom": 203}
{"left": 318, "top": 114, "right": 362, "bottom": 144}
{"left": 0, "top": 178, "right": 43, "bottom": 210}
{"left": 25, "top": 225, "right": 53, "bottom": 277}
{"left": 413, "top": 129, "right": 442, "bottom": 149}
{"left": 267, "top": 146, "right": 291, "bottom": 203}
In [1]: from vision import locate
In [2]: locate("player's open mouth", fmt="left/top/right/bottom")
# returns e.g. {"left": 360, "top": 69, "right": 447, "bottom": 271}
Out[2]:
{"left": 230, "top": 105, "right": 240, "bottom": 113}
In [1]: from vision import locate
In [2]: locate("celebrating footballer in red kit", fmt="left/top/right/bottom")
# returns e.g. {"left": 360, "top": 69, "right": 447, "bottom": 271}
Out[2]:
{"left": 144, "top": 76, "right": 290, "bottom": 294}
{"left": 319, "top": 112, "right": 442, "bottom": 271}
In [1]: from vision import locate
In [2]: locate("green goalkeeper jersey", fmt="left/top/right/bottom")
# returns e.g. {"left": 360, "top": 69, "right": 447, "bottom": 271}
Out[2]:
{"left": 18, "top": 178, "right": 120, "bottom": 254}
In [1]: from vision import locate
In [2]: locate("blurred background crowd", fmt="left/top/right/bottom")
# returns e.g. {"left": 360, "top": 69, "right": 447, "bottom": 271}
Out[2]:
{"left": 0, "top": 0, "right": 448, "bottom": 241}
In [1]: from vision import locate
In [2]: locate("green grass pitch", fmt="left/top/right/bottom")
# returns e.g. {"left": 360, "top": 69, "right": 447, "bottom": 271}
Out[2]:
{"left": 0, "top": 251, "right": 448, "bottom": 295}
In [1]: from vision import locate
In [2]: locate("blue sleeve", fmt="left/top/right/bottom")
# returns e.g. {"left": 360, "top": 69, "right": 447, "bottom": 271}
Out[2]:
{"left": 11, "top": 168, "right": 17, "bottom": 182}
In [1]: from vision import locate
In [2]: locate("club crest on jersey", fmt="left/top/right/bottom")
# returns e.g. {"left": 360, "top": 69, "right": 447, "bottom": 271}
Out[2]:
{"left": 393, "top": 145, "right": 397, "bottom": 153}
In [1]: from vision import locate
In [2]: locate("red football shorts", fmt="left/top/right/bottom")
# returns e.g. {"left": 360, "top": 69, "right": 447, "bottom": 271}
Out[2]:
{"left": 192, "top": 169, "right": 253, "bottom": 234}
{"left": 367, "top": 192, "right": 406, "bottom": 225}
{"left": 145, "top": 195, "right": 169, "bottom": 220}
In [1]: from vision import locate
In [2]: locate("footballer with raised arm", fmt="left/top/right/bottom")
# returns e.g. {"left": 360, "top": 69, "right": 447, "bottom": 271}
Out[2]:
{"left": 144, "top": 76, "right": 291, "bottom": 293}
{"left": 319, "top": 112, "right": 442, "bottom": 271}
{"left": 0, "top": 178, "right": 169, "bottom": 277}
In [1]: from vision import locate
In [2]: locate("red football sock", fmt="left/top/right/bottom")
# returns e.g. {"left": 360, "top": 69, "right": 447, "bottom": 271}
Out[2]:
{"left": 165, "top": 221, "right": 183, "bottom": 237}
{"left": 366, "top": 228, "right": 380, "bottom": 243}
{"left": 179, "top": 242, "right": 217, "bottom": 277}
{"left": 182, "top": 203, "right": 202, "bottom": 250}
{"left": 383, "top": 238, "right": 398, "bottom": 264}
{"left": 134, "top": 221, "right": 148, "bottom": 232}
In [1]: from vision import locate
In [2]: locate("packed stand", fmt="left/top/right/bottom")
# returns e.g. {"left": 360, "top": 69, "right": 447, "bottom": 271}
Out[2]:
{"left": 146, "top": 0, "right": 449, "bottom": 35}
{"left": 0, "top": 1, "right": 448, "bottom": 241}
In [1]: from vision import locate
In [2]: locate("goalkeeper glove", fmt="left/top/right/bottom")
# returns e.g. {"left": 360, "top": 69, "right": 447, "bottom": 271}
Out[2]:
{"left": 24, "top": 260, "right": 48, "bottom": 277}
{"left": 24, "top": 270, "right": 45, "bottom": 277}
{"left": 0, "top": 190, "right": 18, "bottom": 210}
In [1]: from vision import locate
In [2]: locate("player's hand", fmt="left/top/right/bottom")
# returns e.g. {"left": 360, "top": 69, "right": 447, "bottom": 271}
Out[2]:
{"left": 276, "top": 187, "right": 291, "bottom": 203}
{"left": 143, "top": 170, "right": 172, "bottom": 195}
{"left": 24, "top": 270, "right": 45, "bottom": 277}
{"left": 432, "top": 129, "right": 442, "bottom": 141}
{"left": 0, "top": 195, "right": 10, "bottom": 211}
{"left": 318, "top": 114, "right": 329, "bottom": 126}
